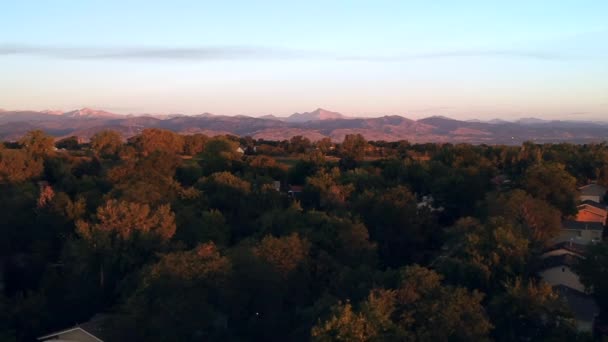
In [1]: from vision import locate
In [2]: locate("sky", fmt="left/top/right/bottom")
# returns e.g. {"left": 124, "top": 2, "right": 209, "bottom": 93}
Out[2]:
{"left": 1, "top": 1, "right": 607, "bottom": 120}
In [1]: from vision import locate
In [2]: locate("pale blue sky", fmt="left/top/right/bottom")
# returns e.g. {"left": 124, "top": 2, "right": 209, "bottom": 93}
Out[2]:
{"left": 1, "top": 1, "right": 607, "bottom": 120}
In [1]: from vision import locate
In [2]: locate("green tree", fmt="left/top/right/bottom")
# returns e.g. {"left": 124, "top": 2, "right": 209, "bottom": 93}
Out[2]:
{"left": 183, "top": 133, "right": 208, "bottom": 156}
{"left": 340, "top": 134, "right": 367, "bottom": 161}
{"left": 55, "top": 136, "right": 80, "bottom": 150}
{"left": 106, "top": 151, "right": 184, "bottom": 205}
{"left": 130, "top": 128, "right": 185, "bottom": 155}
{"left": 355, "top": 186, "right": 438, "bottom": 267}
{"left": 248, "top": 155, "right": 286, "bottom": 179}
{"left": 199, "top": 136, "right": 241, "bottom": 175}
{"left": 174, "top": 209, "right": 230, "bottom": 247}
{"left": 439, "top": 217, "right": 529, "bottom": 290}
{"left": 115, "top": 243, "right": 232, "bottom": 341}
{"left": 484, "top": 189, "right": 562, "bottom": 248}
{"left": 19, "top": 130, "right": 55, "bottom": 157}
{"left": 199, "top": 172, "right": 253, "bottom": 236}
{"left": 254, "top": 233, "right": 310, "bottom": 278}
{"left": 522, "top": 163, "right": 578, "bottom": 216}
{"left": 316, "top": 137, "right": 334, "bottom": 154}
{"left": 489, "top": 278, "right": 578, "bottom": 341}
{"left": 70, "top": 199, "right": 176, "bottom": 303}
{"left": 90, "top": 130, "right": 123, "bottom": 158}
{"left": 288, "top": 135, "right": 312, "bottom": 154}
{"left": 339, "top": 134, "right": 367, "bottom": 169}
{"left": 0, "top": 149, "right": 44, "bottom": 183}
{"left": 312, "top": 265, "right": 492, "bottom": 341}
{"left": 312, "top": 299, "right": 385, "bottom": 342}
{"left": 304, "top": 168, "right": 354, "bottom": 209}
{"left": 575, "top": 242, "right": 608, "bottom": 314}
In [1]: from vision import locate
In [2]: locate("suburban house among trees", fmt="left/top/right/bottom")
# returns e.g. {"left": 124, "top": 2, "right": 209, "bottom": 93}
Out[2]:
{"left": 578, "top": 183, "right": 608, "bottom": 204}
{"left": 539, "top": 183, "right": 607, "bottom": 332}
{"left": 576, "top": 201, "right": 608, "bottom": 226}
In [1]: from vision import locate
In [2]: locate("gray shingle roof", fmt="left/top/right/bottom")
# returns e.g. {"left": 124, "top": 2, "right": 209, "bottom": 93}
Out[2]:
{"left": 579, "top": 200, "right": 608, "bottom": 210}
{"left": 579, "top": 183, "right": 607, "bottom": 197}
{"left": 553, "top": 285, "right": 599, "bottom": 322}
{"left": 541, "top": 253, "right": 580, "bottom": 269}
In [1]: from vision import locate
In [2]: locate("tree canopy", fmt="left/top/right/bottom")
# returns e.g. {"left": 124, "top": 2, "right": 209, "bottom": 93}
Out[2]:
{"left": 0, "top": 130, "right": 600, "bottom": 341}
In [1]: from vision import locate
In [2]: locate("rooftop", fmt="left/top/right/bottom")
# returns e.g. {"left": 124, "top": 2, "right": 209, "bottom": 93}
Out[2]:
{"left": 544, "top": 241, "right": 588, "bottom": 255}
{"left": 579, "top": 183, "right": 607, "bottom": 197}
{"left": 38, "top": 314, "right": 111, "bottom": 342}
{"left": 562, "top": 220, "right": 604, "bottom": 231}
{"left": 553, "top": 285, "right": 599, "bottom": 322}
{"left": 541, "top": 253, "right": 580, "bottom": 269}
{"left": 579, "top": 200, "right": 607, "bottom": 211}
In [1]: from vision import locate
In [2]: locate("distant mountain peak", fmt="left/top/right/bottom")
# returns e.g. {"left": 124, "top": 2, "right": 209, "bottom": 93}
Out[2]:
{"left": 62, "top": 108, "right": 120, "bottom": 118}
{"left": 488, "top": 118, "right": 510, "bottom": 124}
{"left": 517, "top": 117, "right": 548, "bottom": 124}
{"left": 426, "top": 115, "right": 456, "bottom": 121}
{"left": 41, "top": 109, "right": 64, "bottom": 115}
{"left": 260, "top": 114, "right": 281, "bottom": 120}
{"left": 193, "top": 112, "right": 216, "bottom": 118}
{"left": 287, "top": 108, "right": 346, "bottom": 123}
{"left": 418, "top": 115, "right": 459, "bottom": 123}
{"left": 2, "top": 107, "right": 608, "bottom": 144}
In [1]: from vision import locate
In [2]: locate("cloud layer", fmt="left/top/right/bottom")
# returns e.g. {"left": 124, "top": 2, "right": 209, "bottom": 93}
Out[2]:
{"left": 0, "top": 44, "right": 573, "bottom": 61}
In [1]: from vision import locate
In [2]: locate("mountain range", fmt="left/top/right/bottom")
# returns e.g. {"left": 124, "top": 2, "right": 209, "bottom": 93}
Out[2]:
{"left": 1, "top": 107, "right": 607, "bottom": 144}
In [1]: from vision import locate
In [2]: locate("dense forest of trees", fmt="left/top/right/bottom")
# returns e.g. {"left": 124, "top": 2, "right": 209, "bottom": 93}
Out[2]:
{"left": 2, "top": 129, "right": 608, "bottom": 341}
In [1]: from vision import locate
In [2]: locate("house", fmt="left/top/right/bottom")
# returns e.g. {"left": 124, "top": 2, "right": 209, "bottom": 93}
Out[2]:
{"left": 38, "top": 315, "right": 110, "bottom": 342}
{"left": 538, "top": 252, "right": 585, "bottom": 292}
{"left": 551, "top": 220, "right": 604, "bottom": 245}
{"left": 287, "top": 185, "right": 303, "bottom": 197}
{"left": 538, "top": 245, "right": 599, "bottom": 332}
{"left": 540, "top": 183, "right": 607, "bottom": 333}
{"left": 541, "top": 240, "right": 587, "bottom": 258}
{"left": 236, "top": 147, "right": 245, "bottom": 154}
{"left": 576, "top": 201, "right": 608, "bottom": 226}
{"left": 272, "top": 181, "right": 281, "bottom": 192}
{"left": 579, "top": 183, "right": 607, "bottom": 203}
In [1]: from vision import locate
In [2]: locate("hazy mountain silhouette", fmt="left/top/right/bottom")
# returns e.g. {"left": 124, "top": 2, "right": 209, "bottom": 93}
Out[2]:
{"left": 1, "top": 108, "right": 607, "bottom": 144}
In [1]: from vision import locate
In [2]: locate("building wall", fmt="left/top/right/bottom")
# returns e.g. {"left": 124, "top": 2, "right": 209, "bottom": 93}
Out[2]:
{"left": 576, "top": 210, "right": 606, "bottom": 224}
{"left": 539, "top": 266, "right": 586, "bottom": 292}
{"left": 555, "top": 229, "right": 603, "bottom": 245}
{"left": 582, "top": 229, "right": 603, "bottom": 242}
{"left": 580, "top": 195, "right": 601, "bottom": 203}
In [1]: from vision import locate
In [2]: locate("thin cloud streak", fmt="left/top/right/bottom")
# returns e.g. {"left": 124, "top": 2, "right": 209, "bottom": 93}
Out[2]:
{"left": 0, "top": 43, "right": 576, "bottom": 61}
{"left": 340, "top": 50, "right": 570, "bottom": 61}
{"left": 0, "top": 44, "right": 310, "bottom": 60}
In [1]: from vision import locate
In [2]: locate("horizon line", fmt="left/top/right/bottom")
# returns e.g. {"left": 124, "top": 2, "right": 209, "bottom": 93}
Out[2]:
{"left": 1, "top": 106, "right": 607, "bottom": 123}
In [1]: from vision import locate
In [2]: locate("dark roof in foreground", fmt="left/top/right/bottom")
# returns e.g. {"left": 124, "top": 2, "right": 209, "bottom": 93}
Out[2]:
{"left": 544, "top": 241, "right": 588, "bottom": 255}
{"left": 78, "top": 314, "right": 112, "bottom": 341}
{"left": 541, "top": 254, "right": 580, "bottom": 269}
{"left": 38, "top": 314, "right": 111, "bottom": 342}
{"left": 554, "top": 285, "right": 599, "bottom": 322}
